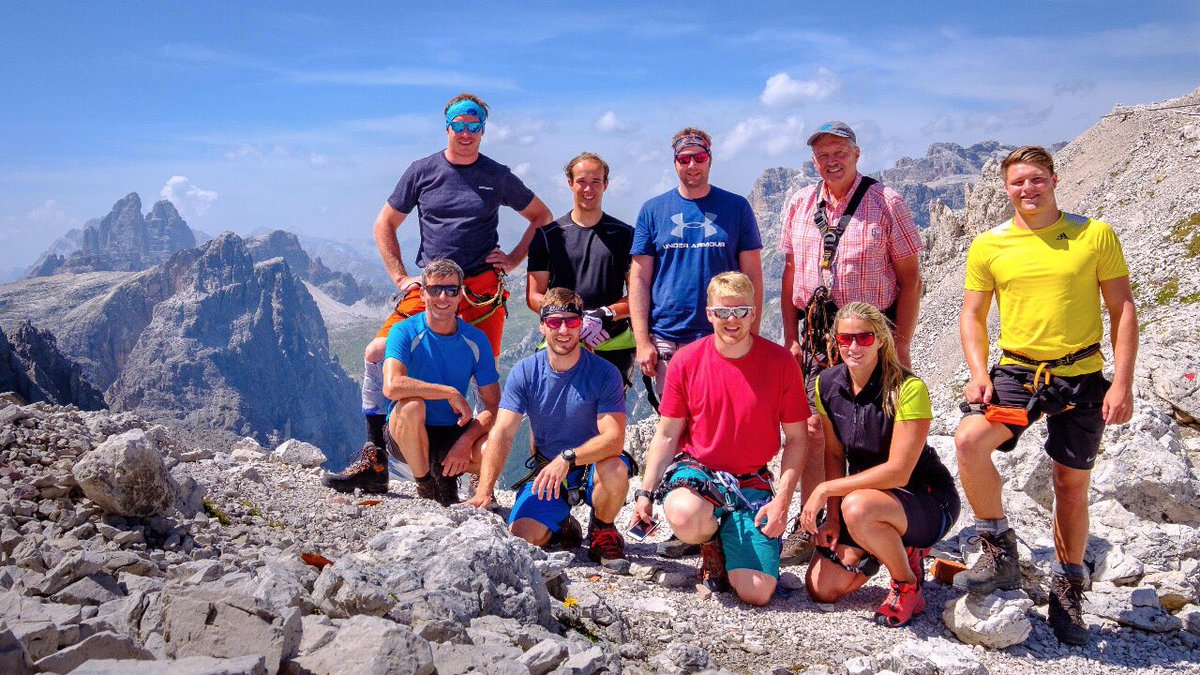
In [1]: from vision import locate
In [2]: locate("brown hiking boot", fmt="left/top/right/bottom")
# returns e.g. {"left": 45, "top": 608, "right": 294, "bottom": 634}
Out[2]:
{"left": 698, "top": 538, "right": 730, "bottom": 592}
{"left": 656, "top": 534, "right": 701, "bottom": 559}
{"left": 1048, "top": 574, "right": 1089, "bottom": 646}
{"left": 953, "top": 528, "right": 1020, "bottom": 595}
{"left": 432, "top": 464, "right": 460, "bottom": 507}
{"left": 780, "top": 516, "right": 815, "bottom": 563}
{"left": 321, "top": 442, "right": 388, "bottom": 494}
{"left": 414, "top": 473, "right": 439, "bottom": 502}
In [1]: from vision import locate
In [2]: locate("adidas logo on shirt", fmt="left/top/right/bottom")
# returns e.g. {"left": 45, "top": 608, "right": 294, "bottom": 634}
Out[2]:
{"left": 1056, "top": 233, "right": 1069, "bottom": 240}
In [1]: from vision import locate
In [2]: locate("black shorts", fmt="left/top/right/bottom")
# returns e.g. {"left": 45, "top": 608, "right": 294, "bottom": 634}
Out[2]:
{"left": 386, "top": 423, "right": 469, "bottom": 469}
{"left": 838, "top": 484, "right": 960, "bottom": 550}
{"left": 981, "top": 365, "right": 1110, "bottom": 470}
{"left": 596, "top": 348, "right": 635, "bottom": 391}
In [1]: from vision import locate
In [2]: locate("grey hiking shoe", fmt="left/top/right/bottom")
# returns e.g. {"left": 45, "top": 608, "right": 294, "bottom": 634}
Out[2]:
{"left": 780, "top": 517, "right": 816, "bottom": 564}
{"left": 1048, "top": 574, "right": 1089, "bottom": 646}
{"left": 656, "top": 534, "right": 701, "bottom": 559}
{"left": 953, "top": 529, "right": 1021, "bottom": 595}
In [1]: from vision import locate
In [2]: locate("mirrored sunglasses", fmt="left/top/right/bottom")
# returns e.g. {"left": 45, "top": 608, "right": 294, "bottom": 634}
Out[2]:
{"left": 707, "top": 305, "right": 753, "bottom": 320}
{"left": 424, "top": 284, "right": 461, "bottom": 298}
{"left": 448, "top": 121, "right": 484, "bottom": 133}
{"left": 834, "top": 331, "right": 876, "bottom": 347}
{"left": 675, "top": 151, "right": 710, "bottom": 165}
{"left": 542, "top": 316, "right": 582, "bottom": 330}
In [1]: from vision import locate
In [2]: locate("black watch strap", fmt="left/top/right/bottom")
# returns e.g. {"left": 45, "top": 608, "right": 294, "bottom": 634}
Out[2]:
{"left": 634, "top": 488, "right": 653, "bottom": 501}
{"left": 562, "top": 449, "right": 577, "bottom": 469}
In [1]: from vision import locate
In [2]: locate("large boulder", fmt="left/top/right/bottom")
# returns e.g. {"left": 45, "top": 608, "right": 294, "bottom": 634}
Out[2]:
{"left": 291, "top": 615, "right": 433, "bottom": 675}
{"left": 73, "top": 429, "right": 176, "bottom": 517}
{"left": 312, "top": 510, "right": 553, "bottom": 629}
{"left": 271, "top": 439, "right": 326, "bottom": 468}
{"left": 161, "top": 587, "right": 302, "bottom": 673}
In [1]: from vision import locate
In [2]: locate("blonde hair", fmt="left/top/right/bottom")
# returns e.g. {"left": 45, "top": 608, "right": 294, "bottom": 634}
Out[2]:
{"left": 1001, "top": 145, "right": 1055, "bottom": 178}
{"left": 832, "top": 302, "right": 913, "bottom": 417}
{"left": 706, "top": 272, "right": 753, "bottom": 304}
{"left": 541, "top": 287, "right": 584, "bottom": 309}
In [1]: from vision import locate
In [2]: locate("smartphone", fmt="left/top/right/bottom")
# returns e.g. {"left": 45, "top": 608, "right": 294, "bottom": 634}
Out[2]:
{"left": 627, "top": 518, "right": 660, "bottom": 542}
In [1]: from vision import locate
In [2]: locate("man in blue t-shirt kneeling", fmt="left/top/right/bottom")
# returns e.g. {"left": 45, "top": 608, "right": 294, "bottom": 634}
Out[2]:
{"left": 468, "top": 288, "right": 632, "bottom": 573}
{"left": 325, "top": 258, "right": 501, "bottom": 504}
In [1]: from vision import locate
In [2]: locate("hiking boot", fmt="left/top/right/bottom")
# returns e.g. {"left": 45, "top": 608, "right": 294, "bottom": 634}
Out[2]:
{"left": 906, "top": 546, "right": 930, "bottom": 586}
{"left": 656, "top": 534, "right": 701, "bottom": 559}
{"left": 414, "top": 473, "right": 439, "bottom": 502}
{"left": 321, "top": 442, "right": 388, "bottom": 494}
{"left": 588, "top": 526, "right": 630, "bottom": 574}
{"left": 873, "top": 580, "right": 926, "bottom": 627}
{"left": 432, "top": 464, "right": 460, "bottom": 507}
{"left": 780, "top": 518, "right": 815, "bottom": 564}
{"left": 1048, "top": 574, "right": 1089, "bottom": 646}
{"left": 698, "top": 539, "right": 730, "bottom": 592}
{"left": 953, "top": 528, "right": 1020, "bottom": 595}
{"left": 552, "top": 515, "right": 583, "bottom": 551}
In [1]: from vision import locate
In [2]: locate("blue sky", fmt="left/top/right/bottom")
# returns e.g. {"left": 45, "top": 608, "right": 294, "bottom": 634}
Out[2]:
{"left": 2, "top": 2, "right": 1198, "bottom": 273}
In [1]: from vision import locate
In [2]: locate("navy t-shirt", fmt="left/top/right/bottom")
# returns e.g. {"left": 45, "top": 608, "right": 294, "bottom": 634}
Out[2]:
{"left": 631, "top": 186, "right": 762, "bottom": 341}
{"left": 384, "top": 313, "right": 500, "bottom": 426}
{"left": 499, "top": 349, "right": 626, "bottom": 459}
{"left": 528, "top": 212, "right": 633, "bottom": 311}
{"left": 387, "top": 151, "right": 536, "bottom": 271}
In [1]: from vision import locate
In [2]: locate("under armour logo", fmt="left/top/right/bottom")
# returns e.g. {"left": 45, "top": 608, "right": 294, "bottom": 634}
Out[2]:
{"left": 1056, "top": 233, "right": 1068, "bottom": 241}
{"left": 670, "top": 212, "right": 719, "bottom": 238}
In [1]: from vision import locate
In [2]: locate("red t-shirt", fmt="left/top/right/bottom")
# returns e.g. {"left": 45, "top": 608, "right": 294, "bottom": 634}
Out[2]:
{"left": 659, "top": 335, "right": 810, "bottom": 474}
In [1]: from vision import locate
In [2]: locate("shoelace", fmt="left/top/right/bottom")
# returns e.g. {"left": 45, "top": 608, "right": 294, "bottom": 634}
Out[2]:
{"left": 591, "top": 529, "right": 623, "bottom": 558}
{"left": 1054, "top": 578, "right": 1087, "bottom": 620}
{"left": 966, "top": 534, "right": 1005, "bottom": 568}
{"left": 345, "top": 447, "right": 380, "bottom": 474}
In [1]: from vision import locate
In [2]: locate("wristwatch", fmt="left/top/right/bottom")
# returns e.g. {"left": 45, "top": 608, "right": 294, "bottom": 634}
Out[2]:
{"left": 561, "top": 449, "right": 577, "bottom": 469}
{"left": 634, "top": 488, "right": 654, "bottom": 501}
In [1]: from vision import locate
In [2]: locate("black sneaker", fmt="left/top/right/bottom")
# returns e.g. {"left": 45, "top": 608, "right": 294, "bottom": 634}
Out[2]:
{"left": 433, "top": 464, "right": 460, "bottom": 507}
{"left": 321, "top": 443, "right": 388, "bottom": 494}
{"left": 414, "top": 473, "right": 440, "bottom": 502}
{"left": 656, "top": 534, "right": 701, "bottom": 559}
{"left": 1048, "top": 574, "right": 1089, "bottom": 646}
{"left": 698, "top": 538, "right": 730, "bottom": 592}
{"left": 588, "top": 526, "right": 630, "bottom": 574}
{"left": 953, "top": 528, "right": 1021, "bottom": 595}
{"left": 551, "top": 515, "right": 583, "bottom": 551}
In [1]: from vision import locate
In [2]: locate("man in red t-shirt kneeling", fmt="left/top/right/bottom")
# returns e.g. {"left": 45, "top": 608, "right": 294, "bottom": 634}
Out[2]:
{"left": 633, "top": 272, "right": 810, "bottom": 605}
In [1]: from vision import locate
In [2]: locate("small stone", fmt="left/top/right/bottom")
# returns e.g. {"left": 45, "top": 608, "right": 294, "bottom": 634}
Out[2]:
{"left": 271, "top": 440, "right": 326, "bottom": 468}
{"left": 516, "top": 639, "right": 568, "bottom": 675}
{"left": 32, "top": 631, "right": 152, "bottom": 673}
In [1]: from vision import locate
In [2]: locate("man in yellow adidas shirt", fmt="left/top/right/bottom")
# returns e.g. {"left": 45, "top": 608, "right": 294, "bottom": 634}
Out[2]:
{"left": 952, "top": 145, "right": 1137, "bottom": 646}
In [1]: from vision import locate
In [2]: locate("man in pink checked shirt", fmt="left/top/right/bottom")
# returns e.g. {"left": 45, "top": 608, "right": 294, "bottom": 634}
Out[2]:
{"left": 777, "top": 120, "right": 924, "bottom": 563}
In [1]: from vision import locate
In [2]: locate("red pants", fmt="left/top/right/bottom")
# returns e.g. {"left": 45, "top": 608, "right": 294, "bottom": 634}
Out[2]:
{"left": 375, "top": 269, "right": 507, "bottom": 357}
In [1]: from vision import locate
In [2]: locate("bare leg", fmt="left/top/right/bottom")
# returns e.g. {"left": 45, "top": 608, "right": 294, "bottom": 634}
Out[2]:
{"left": 806, "top": 548, "right": 873, "bottom": 602}
{"left": 841, "top": 489, "right": 912, "bottom": 583}
{"left": 392, "top": 400, "right": 430, "bottom": 477}
{"left": 954, "top": 416, "right": 1014, "bottom": 520}
{"left": 511, "top": 519, "right": 552, "bottom": 547}
{"left": 729, "top": 569, "right": 776, "bottom": 606}
{"left": 1051, "top": 463, "right": 1091, "bottom": 565}
{"left": 663, "top": 488, "right": 719, "bottom": 544}
{"left": 590, "top": 456, "right": 630, "bottom": 523}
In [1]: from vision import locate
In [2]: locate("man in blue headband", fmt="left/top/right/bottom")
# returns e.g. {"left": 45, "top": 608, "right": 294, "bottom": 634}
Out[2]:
{"left": 324, "top": 92, "right": 553, "bottom": 494}
{"left": 629, "top": 127, "right": 764, "bottom": 559}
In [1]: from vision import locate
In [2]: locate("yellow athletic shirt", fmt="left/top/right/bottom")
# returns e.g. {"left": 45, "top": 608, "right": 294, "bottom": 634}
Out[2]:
{"left": 814, "top": 374, "right": 932, "bottom": 421}
{"left": 964, "top": 212, "right": 1128, "bottom": 377}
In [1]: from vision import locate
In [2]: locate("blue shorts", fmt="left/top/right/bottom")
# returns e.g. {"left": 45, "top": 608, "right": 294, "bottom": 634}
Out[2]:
{"left": 508, "top": 454, "right": 634, "bottom": 533}
{"left": 665, "top": 466, "right": 781, "bottom": 578}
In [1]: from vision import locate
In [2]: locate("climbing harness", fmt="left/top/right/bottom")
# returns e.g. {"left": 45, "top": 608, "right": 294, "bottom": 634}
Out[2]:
{"left": 651, "top": 455, "right": 774, "bottom": 515}
{"left": 512, "top": 450, "right": 639, "bottom": 506}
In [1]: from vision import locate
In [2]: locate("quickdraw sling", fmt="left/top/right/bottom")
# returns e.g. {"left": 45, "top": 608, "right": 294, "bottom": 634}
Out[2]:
{"left": 651, "top": 454, "right": 774, "bottom": 515}
{"left": 801, "top": 176, "right": 877, "bottom": 373}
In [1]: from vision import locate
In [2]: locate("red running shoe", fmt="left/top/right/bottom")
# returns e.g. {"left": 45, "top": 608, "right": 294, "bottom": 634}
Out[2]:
{"left": 906, "top": 547, "right": 930, "bottom": 585}
{"left": 873, "top": 580, "right": 926, "bottom": 627}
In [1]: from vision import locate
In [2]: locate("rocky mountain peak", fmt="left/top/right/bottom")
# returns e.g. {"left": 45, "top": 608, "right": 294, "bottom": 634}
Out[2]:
{"left": 187, "top": 232, "right": 257, "bottom": 295}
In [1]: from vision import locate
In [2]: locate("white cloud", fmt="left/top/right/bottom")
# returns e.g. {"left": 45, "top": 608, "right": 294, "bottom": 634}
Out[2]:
{"left": 593, "top": 111, "right": 628, "bottom": 133}
{"left": 512, "top": 162, "right": 532, "bottom": 179}
{"left": 309, "top": 152, "right": 329, "bottom": 168}
{"left": 25, "top": 199, "right": 76, "bottom": 230}
{"left": 723, "top": 116, "right": 807, "bottom": 158}
{"left": 224, "top": 143, "right": 289, "bottom": 161}
{"left": 488, "top": 118, "right": 546, "bottom": 147}
{"left": 921, "top": 114, "right": 957, "bottom": 136}
{"left": 160, "top": 176, "right": 219, "bottom": 218}
{"left": 606, "top": 174, "right": 631, "bottom": 194}
{"left": 964, "top": 106, "right": 1054, "bottom": 133}
{"left": 760, "top": 68, "right": 839, "bottom": 107}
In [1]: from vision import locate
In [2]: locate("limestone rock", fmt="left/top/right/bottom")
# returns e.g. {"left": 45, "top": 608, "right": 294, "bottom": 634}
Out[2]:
{"left": 161, "top": 588, "right": 301, "bottom": 673}
{"left": 0, "top": 626, "right": 33, "bottom": 675}
{"left": 518, "top": 638, "right": 568, "bottom": 675}
{"left": 292, "top": 615, "right": 433, "bottom": 675}
{"left": 878, "top": 637, "right": 989, "bottom": 675}
{"left": 272, "top": 439, "right": 326, "bottom": 468}
{"left": 942, "top": 589, "right": 1033, "bottom": 649}
{"left": 69, "top": 654, "right": 267, "bottom": 674}
{"left": 73, "top": 429, "right": 176, "bottom": 517}
{"left": 1085, "top": 582, "right": 1183, "bottom": 633}
{"left": 32, "top": 630, "right": 152, "bottom": 674}
{"left": 650, "top": 643, "right": 711, "bottom": 674}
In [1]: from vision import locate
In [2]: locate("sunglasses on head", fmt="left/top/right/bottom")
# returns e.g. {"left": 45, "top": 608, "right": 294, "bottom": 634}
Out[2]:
{"left": 834, "top": 331, "right": 876, "bottom": 347}
{"left": 542, "top": 315, "right": 582, "bottom": 330}
{"left": 707, "top": 305, "right": 753, "bottom": 320}
{"left": 424, "top": 284, "right": 461, "bottom": 298}
{"left": 448, "top": 121, "right": 484, "bottom": 133}
{"left": 675, "top": 151, "right": 710, "bottom": 165}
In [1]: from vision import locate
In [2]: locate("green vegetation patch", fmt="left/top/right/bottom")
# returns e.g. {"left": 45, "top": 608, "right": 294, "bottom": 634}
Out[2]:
{"left": 1169, "top": 213, "right": 1200, "bottom": 259}
{"left": 202, "top": 499, "right": 232, "bottom": 526}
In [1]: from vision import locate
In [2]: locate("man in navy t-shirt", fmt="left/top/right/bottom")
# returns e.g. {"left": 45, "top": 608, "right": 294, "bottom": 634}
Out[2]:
{"left": 346, "top": 93, "right": 552, "bottom": 494}
{"left": 629, "top": 127, "right": 764, "bottom": 558}
{"left": 468, "top": 288, "right": 633, "bottom": 573}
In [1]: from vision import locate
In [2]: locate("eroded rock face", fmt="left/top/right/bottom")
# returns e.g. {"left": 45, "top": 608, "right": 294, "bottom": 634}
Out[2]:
{"left": 0, "top": 321, "right": 104, "bottom": 411}
{"left": 73, "top": 429, "right": 176, "bottom": 517}
{"left": 292, "top": 615, "right": 433, "bottom": 675}
{"left": 942, "top": 590, "right": 1034, "bottom": 649}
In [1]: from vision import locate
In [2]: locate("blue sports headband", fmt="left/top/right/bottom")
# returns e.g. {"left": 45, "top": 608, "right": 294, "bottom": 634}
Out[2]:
{"left": 445, "top": 100, "right": 487, "bottom": 125}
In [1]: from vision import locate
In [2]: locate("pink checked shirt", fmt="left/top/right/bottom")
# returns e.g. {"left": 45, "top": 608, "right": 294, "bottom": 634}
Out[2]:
{"left": 779, "top": 174, "right": 922, "bottom": 310}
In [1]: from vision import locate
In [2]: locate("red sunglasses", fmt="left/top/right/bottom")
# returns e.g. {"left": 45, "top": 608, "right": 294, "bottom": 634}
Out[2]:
{"left": 834, "top": 332, "right": 876, "bottom": 347}
{"left": 675, "top": 152, "right": 710, "bottom": 165}
{"left": 543, "top": 316, "right": 582, "bottom": 330}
